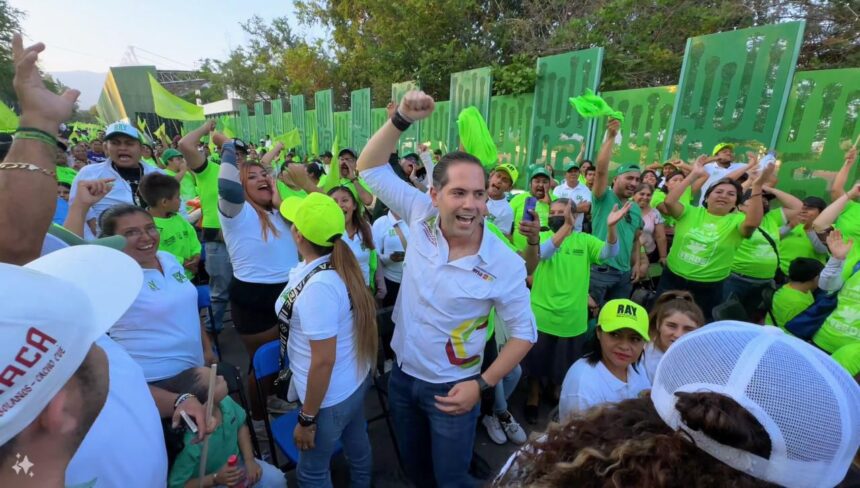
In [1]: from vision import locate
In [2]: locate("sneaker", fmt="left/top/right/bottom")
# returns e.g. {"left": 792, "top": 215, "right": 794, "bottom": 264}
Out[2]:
{"left": 482, "top": 414, "right": 507, "bottom": 445}
{"left": 266, "top": 395, "right": 297, "bottom": 414}
{"left": 497, "top": 411, "right": 527, "bottom": 445}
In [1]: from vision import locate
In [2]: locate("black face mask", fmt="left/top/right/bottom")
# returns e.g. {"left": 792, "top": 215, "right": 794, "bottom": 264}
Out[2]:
{"left": 547, "top": 215, "right": 566, "bottom": 232}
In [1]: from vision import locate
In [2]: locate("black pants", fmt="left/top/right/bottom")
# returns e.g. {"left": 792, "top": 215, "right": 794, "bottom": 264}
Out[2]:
{"left": 655, "top": 266, "right": 726, "bottom": 322}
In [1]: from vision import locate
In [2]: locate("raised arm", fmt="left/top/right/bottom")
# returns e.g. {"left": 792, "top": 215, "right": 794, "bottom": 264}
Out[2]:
{"left": 665, "top": 157, "right": 707, "bottom": 218}
{"left": 739, "top": 163, "right": 776, "bottom": 237}
{"left": 762, "top": 184, "right": 803, "bottom": 221}
{"left": 592, "top": 118, "right": 620, "bottom": 199}
{"left": 178, "top": 119, "right": 215, "bottom": 171}
{"left": 724, "top": 152, "right": 757, "bottom": 181}
{"left": 261, "top": 141, "right": 284, "bottom": 171}
{"left": 213, "top": 132, "right": 245, "bottom": 218}
{"left": 813, "top": 183, "right": 860, "bottom": 232}
{"left": 64, "top": 179, "right": 113, "bottom": 237}
{"left": 830, "top": 147, "right": 857, "bottom": 200}
{"left": 358, "top": 92, "right": 434, "bottom": 173}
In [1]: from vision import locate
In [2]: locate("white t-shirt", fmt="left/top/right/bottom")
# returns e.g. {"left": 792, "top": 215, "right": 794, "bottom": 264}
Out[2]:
{"left": 486, "top": 197, "right": 514, "bottom": 235}
{"left": 642, "top": 342, "right": 664, "bottom": 384}
{"left": 275, "top": 255, "right": 370, "bottom": 408}
{"left": 552, "top": 182, "right": 592, "bottom": 231}
{"left": 66, "top": 336, "right": 167, "bottom": 487}
{"left": 342, "top": 229, "right": 372, "bottom": 286}
{"left": 220, "top": 201, "right": 298, "bottom": 283}
{"left": 698, "top": 162, "right": 747, "bottom": 204}
{"left": 360, "top": 164, "right": 537, "bottom": 384}
{"left": 109, "top": 251, "right": 204, "bottom": 382}
{"left": 372, "top": 212, "right": 409, "bottom": 283}
{"left": 70, "top": 160, "right": 164, "bottom": 239}
{"left": 559, "top": 357, "right": 651, "bottom": 421}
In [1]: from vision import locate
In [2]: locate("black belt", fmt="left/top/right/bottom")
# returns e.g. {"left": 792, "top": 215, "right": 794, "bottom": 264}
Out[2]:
{"left": 202, "top": 228, "right": 224, "bottom": 243}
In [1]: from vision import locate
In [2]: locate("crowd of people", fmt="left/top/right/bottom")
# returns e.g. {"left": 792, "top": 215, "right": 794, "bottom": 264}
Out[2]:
{"left": 1, "top": 34, "right": 859, "bottom": 488}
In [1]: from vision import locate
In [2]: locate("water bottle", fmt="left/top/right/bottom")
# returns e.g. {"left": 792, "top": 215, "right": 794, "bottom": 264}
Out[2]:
{"left": 227, "top": 454, "right": 248, "bottom": 488}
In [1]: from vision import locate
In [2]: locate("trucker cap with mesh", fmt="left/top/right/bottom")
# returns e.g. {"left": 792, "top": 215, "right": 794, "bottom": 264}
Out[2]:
{"left": 651, "top": 321, "right": 860, "bottom": 488}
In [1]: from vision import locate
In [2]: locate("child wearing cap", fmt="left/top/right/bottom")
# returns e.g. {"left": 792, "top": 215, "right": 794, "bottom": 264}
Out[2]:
{"left": 558, "top": 299, "right": 651, "bottom": 421}
{"left": 487, "top": 164, "right": 517, "bottom": 237}
{"left": 162, "top": 148, "right": 199, "bottom": 203}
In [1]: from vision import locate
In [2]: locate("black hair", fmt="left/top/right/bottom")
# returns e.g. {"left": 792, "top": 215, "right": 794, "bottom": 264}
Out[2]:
{"left": 58, "top": 181, "right": 72, "bottom": 189}
{"left": 583, "top": 326, "right": 642, "bottom": 372}
{"left": 98, "top": 203, "right": 153, "bottom": 238}
{"left": 788, "top": 257, "right": 824, "bottom": 283}
{"left": 641, "top": 169, "right": 658, "bottom": 182}
{"left": 702, "top": 178, "right": 743, "bottom": 208}
{"left": 138, "top": 173, "right": 180, "bottom": 208}
{"left": 432, "top": 151, "right": 488, "bottom": 189}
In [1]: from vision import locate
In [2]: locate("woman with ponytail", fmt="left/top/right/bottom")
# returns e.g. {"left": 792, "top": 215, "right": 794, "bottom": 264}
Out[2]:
{"left": 276, "top": 193, "right": 378, "bottom": 488}
{"left": 328, "top": 186, "right": 387, "bottom": 300}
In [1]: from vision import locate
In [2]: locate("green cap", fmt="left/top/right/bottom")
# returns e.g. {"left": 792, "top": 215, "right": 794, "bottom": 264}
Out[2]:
{"left": 712, "top": 142, "right": 734, "bottom": 156}
{"left": 529, "top": 166, "right": 551, "bottom": 181}
{"left": 564, "top": 162, "right": 581, "bottom": 172}
{"left": 614, "top": 164, "right": 641, "bottom": 177}
{"left": 279, "top": 193, "right": 345, "bottom": 247}
{"left": 56, "top": 166, "right": 77, "bottom": 186}
{"left": 494, "top": 163, "right": 519, "bottom": 184}
{"left": 598, "top": 299, "right": 649, "bottom": 341}
{"left": 46, "top": 223, "right": 127, "bottom": 251}
{"left": 161, "top": 148, "right": 182, "bottom": 164}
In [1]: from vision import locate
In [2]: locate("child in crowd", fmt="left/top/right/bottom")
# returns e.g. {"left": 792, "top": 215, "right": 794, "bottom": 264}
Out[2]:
{"left": 766, "top": 257, "right": 824, "bottom": 330}
{"left": 139, "top": 173, "right": 202, "bottom": 280}
{"left": 642, "top": 290, "right": 705, "bottom": 381}
{"left": 166, "top": 367, "right": 285, "bottom": 487}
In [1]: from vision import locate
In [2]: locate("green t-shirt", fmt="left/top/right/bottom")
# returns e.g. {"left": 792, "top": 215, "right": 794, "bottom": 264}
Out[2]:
{"left": 164, "top": 170, "right": 199, "bottom": 202}
{"left": 531, "top": 232, "right": 605, "bottom": 337}
{"left": 831, "top": 343, "right": 860, "bottom": 377}
{"left": 509, "top": 192, "right": 552, "bottom": 252}
{"left": 778, "top": 225, "right": 827, "bottom": 274}
{"left": 591, "top": 189, "right": 642, "bottom": 272}
{"left": 814, "top": 265, "right": 860, "bottom": 354}
{"left": 731, "top": 209, "right": 785, "bottom": 279}
{"left": 194, "top": 162, "right": 221, "bottom": 230}
{"left": 141, "top": 157, "right": 159, "bottom": 168}
{"left": 835, "top": 200, "right": 860, "bottom": 281}
{"left": 766, "top": 285, "right": 814, "bottom": 330}
{"left": 651, "top": 187, "right": 691, "bottom": 227}
{"left": 276, "top": 180, "right": 309, "bottom": 200}
{"left": 667, "top": 204, "right": 746, "bottom": 282}
{"left": 154, "top": 214, "right": 201, "bottom": 278}
{"left": 168, "top": 396, "right": 245, "bottom": 488}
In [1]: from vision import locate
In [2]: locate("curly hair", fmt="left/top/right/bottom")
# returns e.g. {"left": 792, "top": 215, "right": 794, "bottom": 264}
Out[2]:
{"left": 494, "top": 393, "right": 776, "bottom": 487}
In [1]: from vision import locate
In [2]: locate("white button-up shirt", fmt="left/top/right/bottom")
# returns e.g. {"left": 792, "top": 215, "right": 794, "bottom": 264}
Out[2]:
{"left": 361, "top": 165, "right": 537, "bottom": 383}
{"left": 372, "top": 211, "right": 410, "bottom": 283}
{"left": 552, "top": 181, "right": 592, "bottom": 231}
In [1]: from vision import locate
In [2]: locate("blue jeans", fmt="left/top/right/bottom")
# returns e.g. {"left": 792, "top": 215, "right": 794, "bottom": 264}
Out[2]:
{"left": 493, "top": 365, "right": 521, "bottom": 414}
{"left": 204, "top": 241, "right": 232, "bottom": 333}
{"left": 215, "top": 458, "right": 285, "bottom": 487}
{"left": 723, "top": 273, "right": 773, "bottom": 322}
{"left": 389, "top": 362, "right": 480, "bottom": 488}
{"left": 297, "top": 377, "right": 372, "bottom": 488}
{"left": 589, "top": 265, "right": 633, "bottom": 308}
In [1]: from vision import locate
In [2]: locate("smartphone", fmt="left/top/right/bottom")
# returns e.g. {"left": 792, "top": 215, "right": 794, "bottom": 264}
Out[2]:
{"left": 523, "top": 197, "right": 537, "bottom": 222}
{"left": 180, "top": 410, "right": 198, "bottom": 434}
{"left": 391, "top": 251, "right": 405, "bottom": 260}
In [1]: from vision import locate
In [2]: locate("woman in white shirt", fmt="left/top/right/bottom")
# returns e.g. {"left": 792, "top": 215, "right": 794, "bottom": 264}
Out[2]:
{"left": 216, "top": 137, "right": 299, "bottom": 423}
{"left": 642, "top": 290, "right": 705, "bottom": 382}
{"left": 328, "top": 186, "right": 386, "bottom": 300}
{"left": 372, "top": 209, "right": 409, "bottom": 307}
{"left": 559, "top": 299, "right": 651, "bottom": 422}
{"left": 277, "top": 193, "right": 377, "bottom": 487}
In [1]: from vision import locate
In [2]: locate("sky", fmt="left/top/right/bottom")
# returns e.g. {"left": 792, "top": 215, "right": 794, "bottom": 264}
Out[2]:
{"left": 11, "top": 0, "right": 320, "bottom": 73}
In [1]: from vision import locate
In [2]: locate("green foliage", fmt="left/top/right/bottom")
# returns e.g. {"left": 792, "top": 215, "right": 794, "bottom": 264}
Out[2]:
{"left": 493, "top": 55, "right": 537, "bottom": 96}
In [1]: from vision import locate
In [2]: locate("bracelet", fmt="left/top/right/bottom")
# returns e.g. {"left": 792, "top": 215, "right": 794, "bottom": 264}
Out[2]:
{"left": 174, "top": 392, "right": 196, "bottom": 409}
{"left": 391, "top": 109, "right": 413, "bottom": 132}
{"left": 17, "top": 126, "right": 58, "bottom": 141}
{"left": 527, "top": 240, "right": 539, "bottom": 246}
{"left": 0, "top": 162, "right": 56, "bottom": 179}
{"left": 13, "top": 131, "right": 58, "bottom": 148}
{"left": 749, "top": 192, "right": 762, "bottom": 198}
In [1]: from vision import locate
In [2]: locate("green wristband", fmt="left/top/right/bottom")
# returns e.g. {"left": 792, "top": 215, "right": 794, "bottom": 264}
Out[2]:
{"left": 13, "top": 131, "right": 58, "bottom": 148}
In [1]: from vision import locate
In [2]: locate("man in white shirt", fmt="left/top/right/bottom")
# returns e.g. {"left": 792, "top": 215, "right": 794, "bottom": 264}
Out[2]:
{"left": 358, "top": 91, "right": 537, "bottom": 488}
{"left": 486, "top": 163, "right": 517, "bottom": 237}
{"left": 372, "top": 209, "right": 410, "bottom": 307}
{"left": 552, "top": 162, "right": 592, "bottom": 232}
{"left": 697, "top": 142, "right": 748, "bottom": 205}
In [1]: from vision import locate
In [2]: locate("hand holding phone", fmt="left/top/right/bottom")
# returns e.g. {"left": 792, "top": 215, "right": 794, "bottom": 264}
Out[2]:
{"left": 523, "top": 197, "right": 537, "bottom": 222}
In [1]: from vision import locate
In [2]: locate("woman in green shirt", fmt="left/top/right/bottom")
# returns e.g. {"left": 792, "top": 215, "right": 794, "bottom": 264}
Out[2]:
{"left": 655, "top": 158, "right": 773, "bottom": 321}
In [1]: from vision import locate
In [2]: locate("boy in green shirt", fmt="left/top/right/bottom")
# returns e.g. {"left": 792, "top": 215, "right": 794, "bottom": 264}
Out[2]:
{"left": 139, "top": 173, "right": 201, "bottom": 279}
{"left": 767, "top": 257, "right": 824, "bottom": 330}
{"left": 162, "top": 148, "right": 199, "bottom": 203}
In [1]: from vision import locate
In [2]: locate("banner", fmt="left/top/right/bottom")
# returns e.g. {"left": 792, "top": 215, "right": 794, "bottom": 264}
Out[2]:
{"left": 350, "top": 88, "right": 372, "bottom": 152}
{"left": 254, "top": 101, "right": 265, "bottom": 142}
{"left": 424, "top": 100, "right": 451, "bottom": 152}
{"left": 489, "top": 94, "right": 534, "bottom": 186}
{"left": 334, "top": 111, "right": 351, "bottom": 153}
{"left": 315, "top": 90, "right": 335, "bottom": 155}
{"left": 448, "top": 67, "right": 492, "bottom": 151}
{"left": 147, "top": 73, "right": 204, "bottom": 121}
{"left": 290, "top": 95, "right": 307, "bottom": 155}
{"left": 392, "top": 81, "right": 421, "bottom": 153}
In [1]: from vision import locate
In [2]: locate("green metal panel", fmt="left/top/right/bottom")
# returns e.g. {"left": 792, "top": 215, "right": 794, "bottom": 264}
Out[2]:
{"left": 489, "top": 94, "right": 534, "bottom": 187}
{"left": 775, "top": 68, "right": 860, "bottom": 200}
{"left": 314, "top": 90, "right": 335, "bottom": 154}
{"left": 392, "top": 81, "right": 421, "bottom": 153}
{"left": 528, "top": 48, "right": 603, "bottom": 174}
{"left": 350, "top": 88, "right": 372, "bottom": 152}
{"left": 593, "top": 86, "right": 677, "bottom": 168}
{"left": 664, "top": 22, "right": 805, "bottom": 161}
{"left": 238, "top": 105, "right": 250, "bottom": 141}
{"left": 110, "top": 66, "right": 157, "bottom": 121}
{"left": 253, "top": 101, "right": 265, "bottom": 141}
{"left": 371, "top": 108, "right": 388, "bottom": 134}
{"left": 424, "top": 101, "right": 450, "bottom": 152}
{"left": 249, "top": 118, "right": 257, "bottom": 144}
{"left": 290, "top": 95, "right": 307, "bottom": 154}
{"left": 448, "top": 67, "right": 492, "bottom": 151}
{"left": 283, "top": 113, "right": 294, "bottom": 132}
{"left": 264, "top": 114, "right": 275, "bottom": 138}
{"left": 271, "top": 99, "right": 284, "bottom": 135}
{"left": 334, "top": 111, "right": 351, "bottom": 152}
{"left": 305, "top": 109, "right": 317, "bottom": 156}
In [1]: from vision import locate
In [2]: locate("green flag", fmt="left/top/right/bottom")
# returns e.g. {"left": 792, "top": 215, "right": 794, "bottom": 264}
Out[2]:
{"left": 0, "top": 102, "right": 19, "bottom": 132}
{"left": 311, "top": 127, "right": 319, "bottom": 157}
{"left": 136, "top": 116, "right": 148, "bottom": 134}
{"left": 148, "top": 73, "right": 204, "bottom": 121}
{"left": 217, "top": 115, "right": 236, "bottom": 139}
{"left": 331, "top": 133, "right": 340, "bottom": 160}
{"left": 154, "top": 123, "right": 168, "bottom": 144}
{"left": 274, "top": 129, "right": 301, "bottom": 150}
{"left": 569, "top": 89, "right": 624, "bottom": 122}
{"left": 456, "top": 106, "right": 497, "bottom": 169}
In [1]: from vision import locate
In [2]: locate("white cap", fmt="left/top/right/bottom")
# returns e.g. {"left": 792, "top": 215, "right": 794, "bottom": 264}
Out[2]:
{"left": 0, "top": 245, "right": 142, "bottom": 445}
{"left": 651, "top": 321, "right": 860, "bottom": 488}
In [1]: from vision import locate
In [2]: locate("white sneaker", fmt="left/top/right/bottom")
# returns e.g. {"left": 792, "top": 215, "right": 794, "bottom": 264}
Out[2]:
{"left": 266, "top": 395, "right": 297, "bottom": 414}
{"left": 482, "top": 414, "right": 507, "bottom": 445}
{"left": 498, "top": 412, "right": 527, "bottom": 445}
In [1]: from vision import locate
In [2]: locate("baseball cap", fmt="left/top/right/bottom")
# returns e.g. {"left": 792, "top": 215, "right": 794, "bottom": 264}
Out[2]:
{"left": 338, "top": 148, "right": 357, "bottom": 159}
{"left": 712, "top": 142, "right": 734, "bottom": 156}
{"left": 614, "top": 163, "right": 641, "bottom": 177}
{"left": 280, "top": 193, "right": 345, "bottom": 247}
{"left": 651, "top": 321, "right": 860, "bottom": 488}
{"left": 802, "top": 196, "right": 827, "bottom": 212}
{"left": 494, "top": 163, "right": 519, "bottom": 183}
{"left": 42, "top": 223, "right": 127, "bottom": 256}
{"left": 0, "top": 245, "right": 143, "bottom": 446}
{"left": 528, "top": 166, "right": 551, "bottom": 181}
{"left": 104, "top": 122, "right": 140, "bottom": 141}
{"left": 402, "top": 153, "right": 420, "bottom": 164}
{"left": 161, "top": 148, "right": 182, "bottom": 164}
{"left": 564, "top": 162, "right": 581, "bottom": 172}
{"left": 597, "top": 299, "right": 649, "bottom": 340}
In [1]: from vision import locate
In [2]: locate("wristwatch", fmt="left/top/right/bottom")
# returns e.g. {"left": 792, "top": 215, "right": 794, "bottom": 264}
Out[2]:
{"left": 475, "top": 375, "right": 491, "bottom": 392}
{"left": 298, "top": 409, "right": 317, "bottom": 427}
